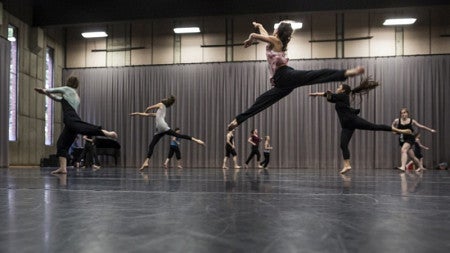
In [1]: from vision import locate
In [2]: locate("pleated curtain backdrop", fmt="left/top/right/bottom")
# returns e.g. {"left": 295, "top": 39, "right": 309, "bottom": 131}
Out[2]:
{"left": 63, "top": 55, "right": 450, "bottom": 169}
{"left": 0, "top": 37, "right": 11, "bottom": 167}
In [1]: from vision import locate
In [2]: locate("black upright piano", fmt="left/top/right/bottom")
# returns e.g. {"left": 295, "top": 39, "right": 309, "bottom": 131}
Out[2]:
{"left": 95, "top": 137, "right": 121, "bottom": 166}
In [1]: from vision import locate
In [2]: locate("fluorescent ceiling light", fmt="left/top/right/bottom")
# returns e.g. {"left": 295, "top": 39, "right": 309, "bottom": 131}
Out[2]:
{"left": 383, "top": 18, "right": 417, "bottom": 26}
{"left": 274, "top": 21, "right": 303, "bottom": 30}
{"left": 173, "top": 27, "right": 201, "bottom": 34}
{"left": 81, "top": 31, "right": 108, "bottom": 38}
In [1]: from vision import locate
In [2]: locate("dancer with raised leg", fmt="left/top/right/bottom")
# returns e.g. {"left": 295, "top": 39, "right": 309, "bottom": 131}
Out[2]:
{"left": 227, "top": 21, "right": 365, "bottom": 131}
{"left": 130, "top": 96, "right": 205, "bottom": 171}
{"left": 309, "top": 82, "right": 412, "bottom": 174}
{"left": 35, "top": 76, "right": 118, "bottom": 174}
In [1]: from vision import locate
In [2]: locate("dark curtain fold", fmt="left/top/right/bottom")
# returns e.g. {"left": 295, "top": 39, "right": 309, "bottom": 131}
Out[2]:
{"left": 64, "top": 55, "right": 450, "bottom": 169}
{"left": 0, "top": 37, "right": 11, "bottom": 167}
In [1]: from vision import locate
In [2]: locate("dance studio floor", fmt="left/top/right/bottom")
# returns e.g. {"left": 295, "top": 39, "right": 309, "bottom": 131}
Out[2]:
{"left": 1, "top": 167, "right": 450, "bottom": 253}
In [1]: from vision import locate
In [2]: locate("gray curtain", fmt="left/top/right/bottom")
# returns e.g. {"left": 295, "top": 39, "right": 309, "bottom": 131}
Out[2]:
{"left": 0, "top": 37, "right": 11, "bottom": 167}
{"left": 64, "top": 55, "right": 450, "bottom": 169}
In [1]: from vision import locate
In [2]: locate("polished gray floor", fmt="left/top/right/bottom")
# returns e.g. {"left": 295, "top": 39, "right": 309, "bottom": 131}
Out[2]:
{"left": 1, "top": 167, "right": 450, "bottom": 253}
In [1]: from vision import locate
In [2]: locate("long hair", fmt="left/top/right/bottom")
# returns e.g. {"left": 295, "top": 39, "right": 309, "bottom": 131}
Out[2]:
{"left": 344, "top": 76, "right": 380, "bottom": 102}
{"left": 276, "top": 22, "right": 293, "bottom": 52}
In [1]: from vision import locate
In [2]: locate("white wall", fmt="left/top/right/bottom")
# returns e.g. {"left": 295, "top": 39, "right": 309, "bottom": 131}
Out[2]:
{"left": 62, "top": 6, "right": 450, "bottom": 68}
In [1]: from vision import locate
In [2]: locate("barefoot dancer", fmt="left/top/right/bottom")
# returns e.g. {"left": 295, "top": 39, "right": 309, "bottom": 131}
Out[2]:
{"left": 309, "top": 81, "right": 412, "bottom": 174}
{"left": 222, "top": 129, "right": 241, "bottom": 169}
{"left": 392, "top": 108, "right": 436, "bottom": 172}
{"left": 35, "top": 77, "right": 117, "bottom": 174}
{"left": 227, "top": 21, "right": 365, "bottom": 131}
{"left": 130, "top": 96, "right": 204, "bottom": 171}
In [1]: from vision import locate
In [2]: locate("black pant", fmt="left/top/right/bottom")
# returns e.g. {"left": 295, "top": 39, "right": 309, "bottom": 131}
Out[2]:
{"left": 147, "top": 129, "right": 192, "bottom": 159}
{"left": 78, "top": 142, "right": 100, "bottom": 166}
{"left": 245, "top": 147, "right": 261, "bottom": 164}
{"left": 260, "top": 152, "right": 270, "bottom": 168}
{"left": 340, "top": 117, "right": 392, "bottom": 159}
{"left": 235, "top": 67, "right": 347, "bottom": 124}
{"left": 57, "top": 100, "right": 104, "bottom": 158}
{"left": 167, "top": 146, "right": 181, "bottom": 160}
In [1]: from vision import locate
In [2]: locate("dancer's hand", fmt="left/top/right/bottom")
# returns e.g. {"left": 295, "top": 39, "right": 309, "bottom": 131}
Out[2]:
{"left": 34, "top": 87, "right": 46, "bottom": 94}
{"left": 244, "top": 38, "right": 254, "bottom": 48}
{"left": 252, "top": 22, "right": 262, "bottom": 28}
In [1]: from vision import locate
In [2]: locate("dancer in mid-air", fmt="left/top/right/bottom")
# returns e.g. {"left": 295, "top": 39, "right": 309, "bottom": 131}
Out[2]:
{"left": 35, "top": 76, "right": 117, "bottom": 174}
{"left": 130, "top": 95, "right": 205, "bottom": 171}
{"left": 227, "top": 21, "right": 365, "bottom": 131}
{"left": 309, "top": 81, "right": 412, "bottom": 174}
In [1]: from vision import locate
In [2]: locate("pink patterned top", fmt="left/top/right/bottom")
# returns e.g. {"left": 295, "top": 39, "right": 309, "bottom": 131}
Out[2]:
{"left": 266, "top": 46, "right": 289, "bottom": 78}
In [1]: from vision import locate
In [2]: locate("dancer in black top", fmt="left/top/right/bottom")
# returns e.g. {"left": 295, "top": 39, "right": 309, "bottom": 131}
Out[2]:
{"left": 35, "top": 77, "right": 117, "bottom": 174}
{"left": 391, "top": 108, "right": 436, "bottom": 172}
{"left": 244, "top": 129, "right": 263, "bottom": 168}
{"left": 227, "top": 21, "right": 364, "bottom": 131}
{"left": 222, "top": 129, "right": 241, "bottom": 169}
{"left": 309, "top": 81, "right": 412, "bottom": 174}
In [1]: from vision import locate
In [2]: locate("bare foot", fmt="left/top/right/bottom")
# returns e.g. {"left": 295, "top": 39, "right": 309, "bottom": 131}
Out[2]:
{"left": 227, "top": 119, "right": 238, "bottom": 131}
{"left": 397, "top": 167, "right": 406, "bottom": 172}
{"left": 103, "top": 130, "right": 118, "bottom": 139}
{"left": 345, "top": 66, "right": 365, "bottom": 77}
{"left": 163, "top": 163, "right": 168, "bottom": 169}
{"left": 340, "top": 166, "right": 352, "bottom": 174}
{"left": 139, "top": 161, "right": 149, "bottom": 171}
{"left": 51, "top": 168, "right": 67, "bottom": 174}
{"left": 177, "top": 165, "right": 183, "bottom": 169}
{"left": 234, "top": 165, "right": 241, "bottom": 169}
{"left": 193, "top": 138, "right": 205, "bottom": 146}
{"left": 400, "top": 129, "right": 412, "bottom": 135}
{"left": 93, "top": 165, "right": 101, "bottom": 171}
{"left": 222, "top": 166, "right": 229, "bottom": 170}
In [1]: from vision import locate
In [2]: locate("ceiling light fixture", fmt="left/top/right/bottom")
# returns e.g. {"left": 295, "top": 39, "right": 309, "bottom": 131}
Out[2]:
{"left": 274, "top": 21, "right": 303, "bottom": 30}
{"left": 383, "top": 18, "right": 417, "bottom": 26}
{"left": 81, "top": 31, "right": 108, "bottom": 38}
{"left": 173, "top": 27, "right": 201, "bottom": 34}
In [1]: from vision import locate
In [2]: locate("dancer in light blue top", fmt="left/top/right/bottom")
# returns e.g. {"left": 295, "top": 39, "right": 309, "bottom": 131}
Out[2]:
{"left": 35, "top": 76, "right": 117, "bottom": 174}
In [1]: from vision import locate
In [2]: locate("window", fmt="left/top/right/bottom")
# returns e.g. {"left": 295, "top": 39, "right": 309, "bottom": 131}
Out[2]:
{"left": 45, "top": 47, "right": 55, "bottom": 145}
{"left": 8, "top": 25, "right": 18, "bottom": 141}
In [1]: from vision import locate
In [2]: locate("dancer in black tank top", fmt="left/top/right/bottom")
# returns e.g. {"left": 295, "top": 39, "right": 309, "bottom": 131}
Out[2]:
{"left": 310, "top": 81, "right": 412, "bottom": 174}
{"left": 222, "top": 129, "right": 241, "bottom": 169}
{"left": 392, "top": 108, "right": 436, "bottom": 172}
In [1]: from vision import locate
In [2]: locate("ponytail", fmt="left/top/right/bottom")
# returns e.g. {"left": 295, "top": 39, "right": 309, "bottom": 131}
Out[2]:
{"left": 347, "top": 76, "right": 380, "bottom": 101}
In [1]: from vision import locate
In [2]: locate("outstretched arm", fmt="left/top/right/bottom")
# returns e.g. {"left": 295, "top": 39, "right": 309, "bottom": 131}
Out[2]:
{"left": 309, "top": 92, "right": 326, "bottom": 97}
{"left": 412, "top": 120, "right": 436, "bottom": 133}
{"left": 416, "top": 140, "right": 430, "bottom": 150}
{"left": 34, "top": 88, "right": 62, "bottom": 101}
{"left": 129, "top": 112, "right": 156, "bottom": 117}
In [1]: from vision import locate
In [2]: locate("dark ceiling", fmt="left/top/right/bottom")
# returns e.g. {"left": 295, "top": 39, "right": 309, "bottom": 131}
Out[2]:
{"left": 2, "top": 0, "right": 449, "bottom": 27}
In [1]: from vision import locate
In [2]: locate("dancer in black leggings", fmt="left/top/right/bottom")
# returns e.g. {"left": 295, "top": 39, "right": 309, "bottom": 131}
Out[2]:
{"left": 227, "top": 21, "right": 364, "bottom": 131}
{"left": 35, "top": 77, "right": 118, "bottom": 174}
{"left": 130, "top": 96, "right": 205, "bottom": 171}
{"left": 309, "top": 82, "right": 412, "bottom": 174}
{"left": 244, "top": 129, "right": 263, "bottom": 168}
